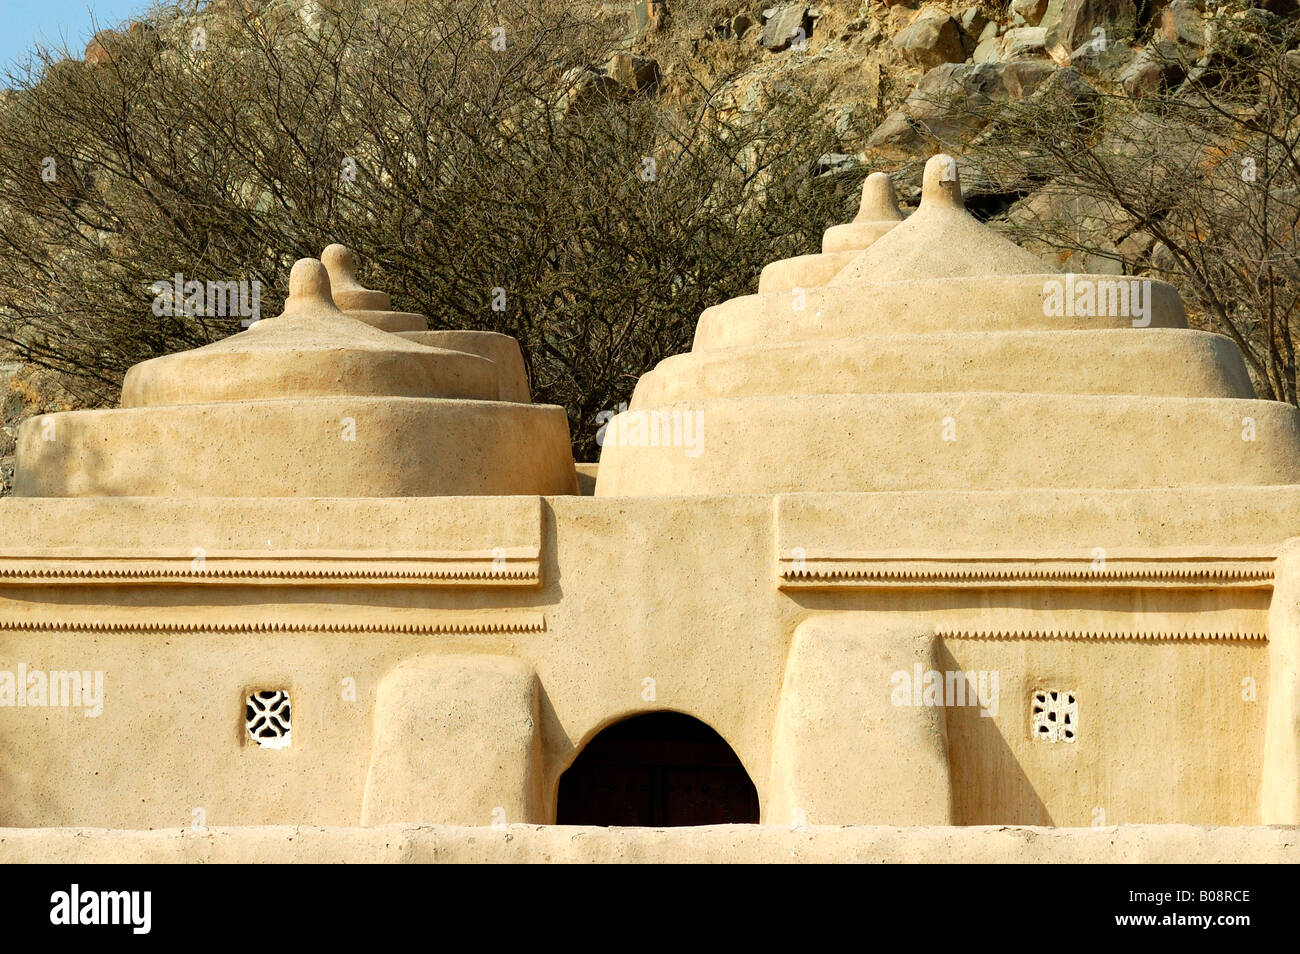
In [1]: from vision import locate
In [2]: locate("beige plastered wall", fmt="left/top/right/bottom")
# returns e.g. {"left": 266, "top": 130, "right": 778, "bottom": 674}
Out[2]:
{"left": 0, "top": 488, "right": 1291, "bottom": 830}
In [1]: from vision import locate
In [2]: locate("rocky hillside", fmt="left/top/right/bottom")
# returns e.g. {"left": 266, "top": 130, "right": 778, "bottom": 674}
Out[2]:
{"left": 634, "top": 0, "right": 1292, "bottom": 171}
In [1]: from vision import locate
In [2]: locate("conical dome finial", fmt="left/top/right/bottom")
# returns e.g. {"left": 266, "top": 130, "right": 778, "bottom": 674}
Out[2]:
{"left": 819, "top": 171, "right": 907, "bottom": 254}
{"left": 855, "top": 172, "right": 904, "bottom": 224}
{"left": 321, "top": 243, "right": 391, "bottom": 311}
{"left": 280, "top": 258, "right": 345, "bottom": 319}
{"left": 921, "top": 154, "right": 963, "bottom": 209}
{"left": 830, "top": 152, "right": 1055, "bottom": 284}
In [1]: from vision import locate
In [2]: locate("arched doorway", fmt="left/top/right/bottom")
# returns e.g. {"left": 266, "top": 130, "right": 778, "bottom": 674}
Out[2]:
{"left": 556, "top": 712, "right": 759, "bottom": 826}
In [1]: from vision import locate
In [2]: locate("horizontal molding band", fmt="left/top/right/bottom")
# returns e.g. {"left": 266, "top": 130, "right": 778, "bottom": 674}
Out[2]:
{"left": 0, "top": 554, "right": 541, "bottom": 586}
{"left": 937, "top": 627, "right": 1265, "bottom": 641}
{"left": 0, "top": 615, "right": 545, "bottom": 636}
{"left": 778, "top": 554, "right": 1276, "bottom": 589}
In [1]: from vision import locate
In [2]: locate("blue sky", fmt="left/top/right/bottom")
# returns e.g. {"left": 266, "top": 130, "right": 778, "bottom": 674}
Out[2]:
{"left": 1, "top": 0, "right": 154, "bottom": 76}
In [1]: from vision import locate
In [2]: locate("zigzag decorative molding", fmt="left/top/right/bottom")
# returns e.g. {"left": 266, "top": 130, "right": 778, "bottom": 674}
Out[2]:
{"left": 0, "top": 550, "right": 541, "bottom": 586}
{"left": 0, "top": 614, "right": 546, "bottom": 635}
{"left": 937, "top": 626, "right": 1266, "bottom": 642}
{"left": 778, "top": 553, "right": 1276, "bottom": 590}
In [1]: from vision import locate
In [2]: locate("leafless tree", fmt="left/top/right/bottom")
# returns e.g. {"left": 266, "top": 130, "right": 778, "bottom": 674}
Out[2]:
{"left": 0, "top": 0, "right": 845, "bottom": 459}
{"left": 935, "top": 4, "right": 1300, "bottom": 402}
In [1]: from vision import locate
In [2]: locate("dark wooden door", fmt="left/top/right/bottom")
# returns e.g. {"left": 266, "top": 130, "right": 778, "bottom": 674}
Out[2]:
{"left": 556, "top": 712, "right": 759, "bottom": 826}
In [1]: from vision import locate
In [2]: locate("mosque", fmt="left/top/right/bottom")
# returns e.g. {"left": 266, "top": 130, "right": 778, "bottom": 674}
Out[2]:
{"left": 0, "top": 154, "right": 1297, "bottom": 861}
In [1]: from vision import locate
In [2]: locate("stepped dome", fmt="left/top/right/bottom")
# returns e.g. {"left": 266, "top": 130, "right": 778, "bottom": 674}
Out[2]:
{"left": 122, "top": 259, "right": 497, "bottom": 406}
{"left": 323, "top": 244, "right": 532, "bottom": 403}
{"left": 595, "top": 154, "right": 1296, "bottom": 496}
{"left": 321, "top": 243, "right": 426, "bottom": 331}
{"left": 15, "top": 258, "right": 578, "bottom": 497}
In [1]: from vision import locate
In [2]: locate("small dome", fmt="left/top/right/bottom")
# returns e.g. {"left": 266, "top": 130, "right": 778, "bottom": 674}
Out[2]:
{"left": 18, "top": 257, "right": 579, "bottom": 497}
{"left": 121, "top": 259, "right": 497, "bottom": 407}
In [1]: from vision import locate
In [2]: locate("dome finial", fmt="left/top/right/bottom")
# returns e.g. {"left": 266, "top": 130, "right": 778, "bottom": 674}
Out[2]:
{"left": 322, "top": 243, "right": 360, "bottom": 292}
{"left": 281, "top": 259, "right": 342, "bottom": 318}
{"left": 922, "top": 154, "right": 963, "bottom": 209}
{"left": 321, "top": 243, "right": 391, "bottom": 311}
{"left": 856, "top": 172, "right": 904, "bottom": 224}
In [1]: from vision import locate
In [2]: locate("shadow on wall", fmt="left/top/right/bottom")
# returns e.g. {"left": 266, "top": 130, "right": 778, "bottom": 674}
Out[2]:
{"left": 14, "top": 410, "right": 112, "bottom": 498}
{"left": 936, "top": 640, "right": 1052, "bottom": 825}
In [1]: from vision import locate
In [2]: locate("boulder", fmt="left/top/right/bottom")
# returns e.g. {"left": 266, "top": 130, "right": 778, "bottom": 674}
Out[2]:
{"left": 126, "top": 21, "right": 162, "bottom": 54}
{"left": 1099, "top": 109, "right": 1205, "bottom": 166}
{"left": 1160, "top": 0, "right": 1206, "bottom": 50}
{"left": 866, "top": 60, "right": 1058, "bottom": 153}
{"left": 813, "top": 153, "right": 861, "bottom": 177}
{"left": 607, "top": 53, "right": 661, "bottom": 93}
{"left": 1045, "top": 0, "right": 1137, "bottom": 64}
{"left": 1012, "top": 0, "right": 1049, "bottom": 25}
{"left": 762, "top": 4, "right": 809, "bottom": 50}
{"left": 1007, "top": 186, "right": 1132, "bottom": 273}
{"left": 959, "top": 6, "right": 990, "bottom": 36}
{"left": 1038, "top": 0, "right": 1070, "bottom": 35}
{"left": 1151, "top": 240, "right": 1180, "bottom": 277}
{"left": 1067, "top": 36, "right": 1134, "bottom": 75}
{"left": 1002, "top": 27, "right": 1049, "bottom": 58}
{"left": 85, "top": 22, "right": 162, "bottom": 65}
{"left": 84, "top": 30, "right": 123, "bottom": 66}
{"left": 1118, "top": 230, "right": 1157, "bottom": 270}
{"left": 865, "top": 111, "right": 924, "bottom": 153}
{"left": 958, "top": 7, "right": 990, "bottom": 56}
{"left": 558, "top": 67, "right": 627, "bottom": 115}
{"left": 1027, "top": 63, "right": 1099, "bottom": 109}
{"left": 894, "top": 13, "right": 965, "bottom": 70}
{"left": 645, "top": 0, "right": 670, "bottom": 33}
{"left": 1118, "top": 38, "right": 1187, "bottom": 95}
{"left": 973, "top": 34, "right": 1003, "bottom": 62}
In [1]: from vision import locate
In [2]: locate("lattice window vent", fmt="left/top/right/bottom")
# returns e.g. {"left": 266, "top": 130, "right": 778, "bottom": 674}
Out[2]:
{"left": 246, "top": 690, "right": 291, "bottom": 749}
{"left": 1031, "top": 689, "right": 1077, "bottom": 743}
